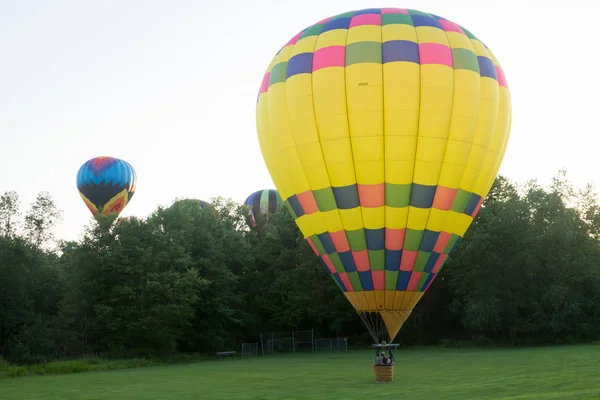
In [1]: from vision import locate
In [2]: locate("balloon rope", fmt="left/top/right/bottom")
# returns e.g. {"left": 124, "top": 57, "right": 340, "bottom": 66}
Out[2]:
{"left": 358, "top": 312, "right": 379, "bottom": 343}
{"left": 358, "top": 311, "right": 387, "bottom": 344}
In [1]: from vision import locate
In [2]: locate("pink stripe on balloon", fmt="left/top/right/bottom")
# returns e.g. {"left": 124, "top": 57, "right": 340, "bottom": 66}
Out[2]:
{"left": 381, "top": 8, "right": 409, "bottom": 14}
{"left": 419, "top": 43, "right": 453, "bottom": 67}
{"left": 433, "top": 232, "right": 451, "bottom": 254}
{"left": 407, "top": 272, "right": 422, "bottom": 291}
{"left": 350, "top": 13, "right": 381, "bottom": 27}
{"left": 432, "top": 254, "right": 447, "bottom": 273}
{"left": 400, "top": 250, "right": 418, "bottom": 271}
{"left": 285, "top": 31, "right": 304, "bottom": 46}
{"left": 438, "top": 19, "right": 466, "bottom": 35}
{"left": 372, "top": 271, "right": 385, "bottom": 290}
{"left": 496, "top": 65, "right": 508, "bottom": 88}
{"left": 316, "top": 17, "right": 332, "bottom": 24}
{"left": 313, "top": 46, "right": 346, "bottom": 71}
{"left": 258, "top": 73, "right": 270, "bottom": 94}
{"left": 352, "top": 250, "right": 371, "bottom": 272}
{"left": 385, "top": 228, "right": 406, "bottom": 251}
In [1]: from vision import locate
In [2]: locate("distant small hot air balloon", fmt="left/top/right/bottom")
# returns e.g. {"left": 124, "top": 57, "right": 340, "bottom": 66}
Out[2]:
{"left": 76, "top": 156, "right": 137, "bottom": 218}
{"left": 243, "top": 189, "right": 283, "bottom": 227}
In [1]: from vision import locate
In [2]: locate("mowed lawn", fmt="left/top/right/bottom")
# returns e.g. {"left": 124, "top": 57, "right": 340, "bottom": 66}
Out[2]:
{"left": 1, "top": 345, "right": 600, "bottom": 400}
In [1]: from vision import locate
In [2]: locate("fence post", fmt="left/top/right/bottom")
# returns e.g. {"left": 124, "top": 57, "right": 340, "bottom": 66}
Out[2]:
{"left": 260, "top": 333, "right": 265, "bottom": 356}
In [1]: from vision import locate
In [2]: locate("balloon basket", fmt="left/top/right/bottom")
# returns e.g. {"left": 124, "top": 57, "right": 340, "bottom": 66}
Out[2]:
{"left": 374, "top": 365, "right": 394, "bottom": 383}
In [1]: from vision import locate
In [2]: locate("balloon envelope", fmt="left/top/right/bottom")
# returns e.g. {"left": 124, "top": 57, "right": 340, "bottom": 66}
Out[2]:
{"left": 255, "top": 8, "right": 511, "bottom": 342}
{"left": 76, "top": 156, "right": 137, "bottom": 218}
{"left": 243, "top": 189, "right": 283, "bottom": 227}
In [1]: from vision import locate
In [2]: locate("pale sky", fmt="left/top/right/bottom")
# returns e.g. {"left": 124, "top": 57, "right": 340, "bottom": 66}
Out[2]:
{"left": 1, "top": 0, "right": 598, "bottom": 242}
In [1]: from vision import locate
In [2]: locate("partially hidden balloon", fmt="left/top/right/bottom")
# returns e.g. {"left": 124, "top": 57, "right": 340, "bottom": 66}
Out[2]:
{"left": 243, "top": 189, "right": 283, "bottom": 227}
{"left": 76, "top": 156, "right": 137, "bottom": 218}
{"left": 255, "top": 8, "right": 511, "bottom": 342}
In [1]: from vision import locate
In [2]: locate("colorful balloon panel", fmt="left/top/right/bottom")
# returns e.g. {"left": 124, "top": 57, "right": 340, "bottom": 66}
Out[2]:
{"left": 76, "top": 156, "right": 137, "bottom": 217}
{"left": 256, "top": 8, "right": 511, "bottom": 340}
{"left": 243, "top": 189, "right": 283, "bottom": 227}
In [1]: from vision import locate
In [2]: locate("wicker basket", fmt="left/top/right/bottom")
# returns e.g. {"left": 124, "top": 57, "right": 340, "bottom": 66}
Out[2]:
{"left": 374, "top": 365, "right": 394, "bottom": 383}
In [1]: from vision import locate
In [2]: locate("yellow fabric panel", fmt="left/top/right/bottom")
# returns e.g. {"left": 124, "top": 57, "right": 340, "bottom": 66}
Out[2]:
{"left": 446, "top": 31, "right": 472, "bottom": 50}
{"left": 346, "top": 63, "right": 384, "bottom": 138}
{"left": 406, "top": 206, "right": 430, "bottom": 231}
{"left": 315, "top": 29, "right": 348, "bottom": 49}
{"left": 272, "top": 45, "right": 293, "bottom": 64}
{"left": 320, "top": 209, "right": 345, "bottom": 233}
{"left": 346, "top": 291, "right": 424, "bottom": 313}
{"left": 380, "top": 310, "right": 413, "bottom": 342}
{"left": 382, "top": 23, "right": 417, "bottom": 42}
{"left": 338, "top": 207, "right": 364, "bottom": 231}
{"left": 286, "top": 74, "right": 332, "bottom": 192}
{"left": 384, "top": 291, "right": 395, "bottom": 309}
{"left": 458, "top": 78, "right": 500, "bottom": 195}
{"left": 291, "top": 36, "right": 318, "bottom": 56}
{"left": 257, "top": 96, "right": 295, "bottom": 200}
{"left": 383, "top": 61, "right": 420, "bottom": 185}
{"left": 375, "top": 291, "right": 386, "bottom": 310}
{"left": 416, "top": 26, "right": 449, "bottom": 45}
{"left": 361, "top": 206, "right": 385, "bottom": 230}
{"left": 363, "top": 291, "right": 377, "bottom": 310}
{"left": 469, "top": 39, "right": 488, "bottom": 57}
{"left": 437, "top": 162, "right": 466, "bottom": 190}
{"left": 346, "top": 25, "right": 381, "bottom": 44}
{"left": 312, "top": 67, "right": 356, "bottom": 188}
{"left": 449, "top": 70, "right": 480, "bottom": 142}
{"left": 360, "top": 292, "right": 372, "bottom": 310}
{"left": 346, "top": 62, "right": 384, "bottom": 186}
{"left": 425, "top": 208, "right": 447, "bottom": 232}
{"left": 412, "top": 64, "right": 453, "bottom": 187}
{"left": 352, "top": 136, "right": 384, "bottom": 184}
{"left": 278, "top": 146, "right": 311, "bottom": 195}
{"left": 392, "top": 291, "right": 406, "bottom": 310}
{"left": 385, "top": 206, "right": 409, "bottom": 230}
{"left": 476, "top": 88, "right": 513, "bottom": 195}
{"left": 295, "top": 212, "right": 326, "bottom": 238}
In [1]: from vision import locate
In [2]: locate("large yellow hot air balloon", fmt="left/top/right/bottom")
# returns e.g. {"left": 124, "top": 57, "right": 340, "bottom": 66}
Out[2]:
{"left": 256, "top": 8, "right": 511, "bottom": 343}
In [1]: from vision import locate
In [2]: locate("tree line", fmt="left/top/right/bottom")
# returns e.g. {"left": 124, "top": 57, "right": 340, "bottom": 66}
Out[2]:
{"left": 1, "top": 170, "right": 600, "bottom": 365}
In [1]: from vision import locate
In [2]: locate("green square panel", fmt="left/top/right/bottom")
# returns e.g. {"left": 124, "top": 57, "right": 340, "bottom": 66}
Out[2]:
{"left": 346, "top": 229, "right": 367, "bottom": 251}
{"left": 368, "top": 250, "right": 385, "bottom": 271}
{"left": 313, "top": 187, "right": 337, "bottom": 212}
{"left": 385, "top": 270, "right": 399, "bottom": 291}
{"left": 329, "top": 252, "right": 345, "bottom": 273}
{"left": 452, "top": 48, "right": 480, "bottom": 74}
{"left": 381, "top": 13, "right": 413, "bottom": 26}
{"left": 451, "top": 189, "right": 471, "bottom": 213}
{"left": 346, "top": 42, "right": 382, "bottom": 66}
{"left": 269, "top": 62, "right": 288, "bottom": 86}
{"left": 403, "top": 229, "right": 424, "bottom": 251}
{"left": 413, "top": 251, "right": 430, "bottom": 272}
{"left": 385, "top": 183, "right": 411, "bottom": 208}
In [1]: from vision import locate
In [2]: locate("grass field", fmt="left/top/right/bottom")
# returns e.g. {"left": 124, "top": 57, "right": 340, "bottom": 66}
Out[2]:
{"left": 1, "top": 345, "right": 600, "bottom": 399}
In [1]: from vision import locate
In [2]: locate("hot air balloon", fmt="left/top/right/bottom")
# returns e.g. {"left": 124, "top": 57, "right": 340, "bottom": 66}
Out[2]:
{"left": 243, "top": 189, "right": 283, "bottom": 227}
{"left": 76, "top": 156, "right": 137, "bottom": 218}
{"left": 256, "top": 8, "right": 511, "bottom": 345}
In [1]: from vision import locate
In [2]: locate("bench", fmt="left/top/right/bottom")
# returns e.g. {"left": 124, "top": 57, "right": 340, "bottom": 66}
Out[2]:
{"left": 216, "top": 351, "right": 236, "bottom": 359}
